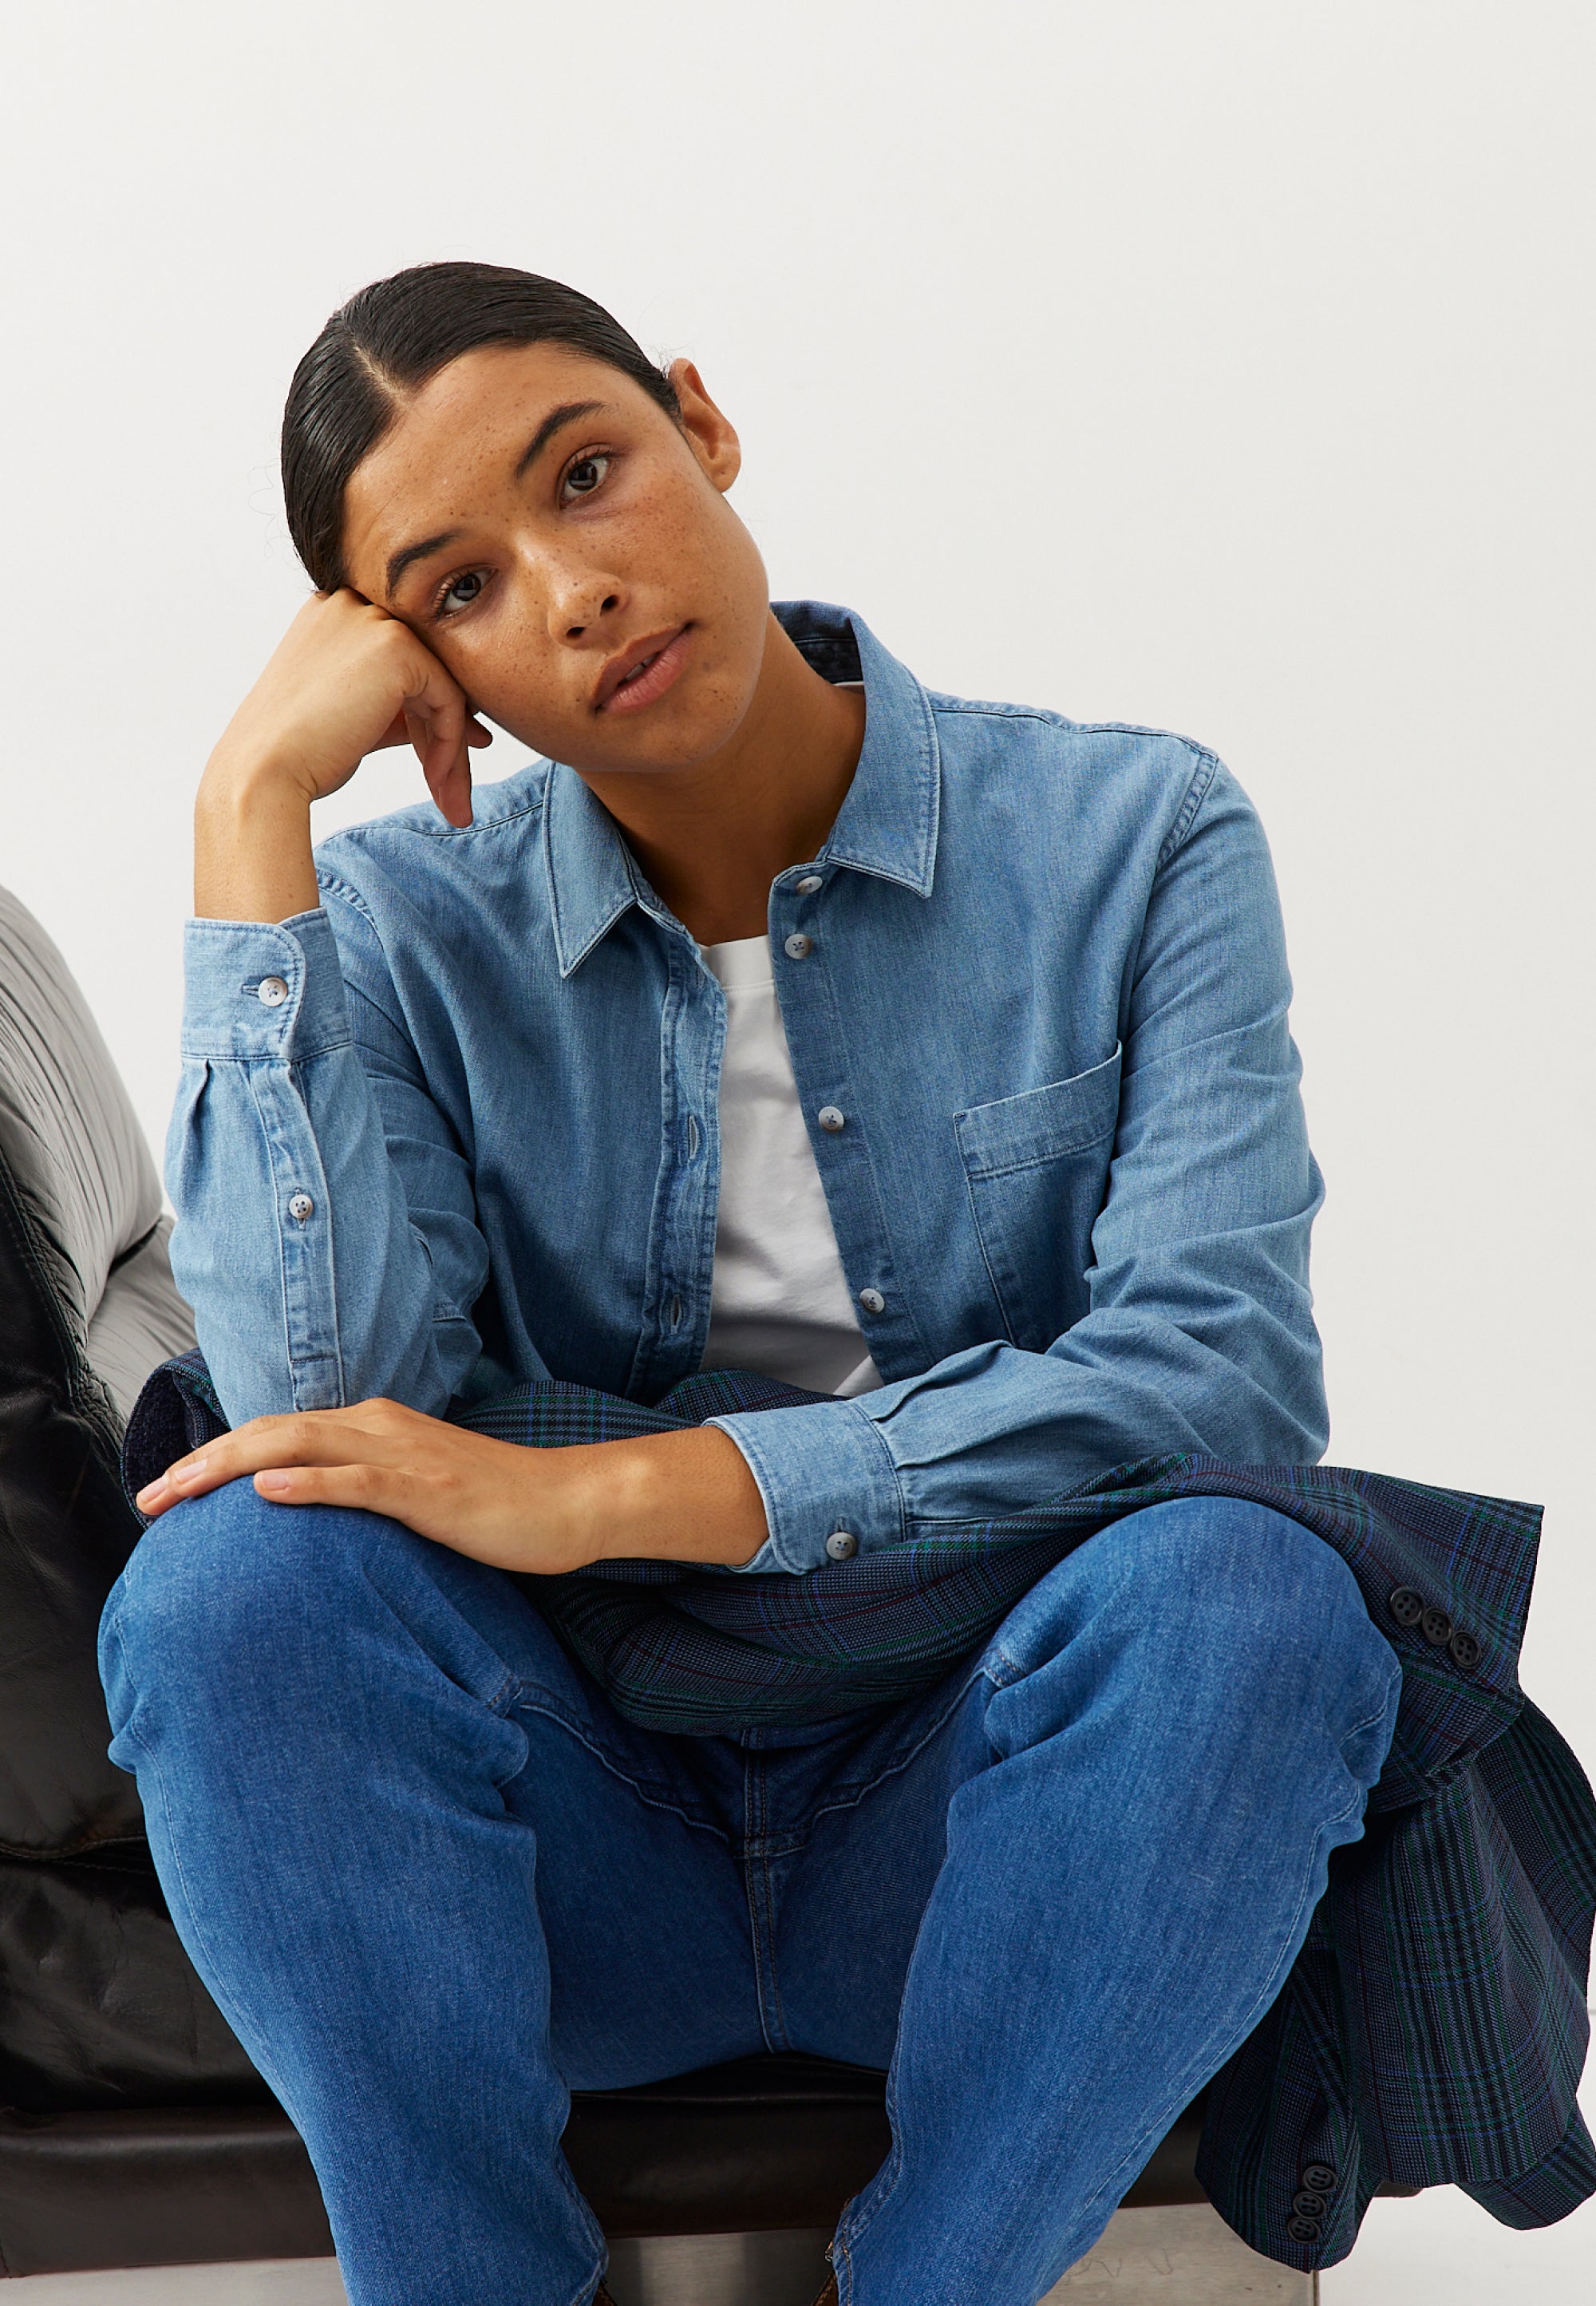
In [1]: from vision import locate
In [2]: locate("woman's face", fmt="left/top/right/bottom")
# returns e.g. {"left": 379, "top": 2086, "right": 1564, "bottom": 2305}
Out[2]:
{"left": 340, "top": 342, "right": 771, "bottom": 776}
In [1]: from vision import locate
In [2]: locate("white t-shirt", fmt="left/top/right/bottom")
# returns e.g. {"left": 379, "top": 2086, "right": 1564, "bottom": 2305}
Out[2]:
{"left": 700, "top": 935, "right": 883, "bottom": 1398}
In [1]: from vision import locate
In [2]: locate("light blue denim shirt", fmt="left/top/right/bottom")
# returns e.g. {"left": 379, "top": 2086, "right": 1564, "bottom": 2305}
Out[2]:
{"left": 168, "top": 601, "right": 1327, "bottom": 1574}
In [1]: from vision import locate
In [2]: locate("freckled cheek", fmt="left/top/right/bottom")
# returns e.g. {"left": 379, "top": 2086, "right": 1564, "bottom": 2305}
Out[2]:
{"left": 624, "top": 471, "right": 725, "bottom": 574}
{"left": 451, "top": 618, "right": 570, "bottom": 735}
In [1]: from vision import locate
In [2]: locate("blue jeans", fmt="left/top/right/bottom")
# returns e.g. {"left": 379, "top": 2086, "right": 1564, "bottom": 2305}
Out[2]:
{"left": 99, "top": 1489, "right": 1399, "bottom": 2306}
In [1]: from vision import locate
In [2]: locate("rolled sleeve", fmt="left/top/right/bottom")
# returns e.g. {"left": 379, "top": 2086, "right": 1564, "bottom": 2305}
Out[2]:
{"left": 709, "top": 1398, "right": 907, "bottom": 1574}
{"left": 181, "top": 908, "right": 353, "bottom": 1059}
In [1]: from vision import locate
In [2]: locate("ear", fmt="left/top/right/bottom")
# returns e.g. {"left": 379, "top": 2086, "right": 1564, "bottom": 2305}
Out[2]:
{"left": 669, "top": 358, "right": 742, "bottom": 493}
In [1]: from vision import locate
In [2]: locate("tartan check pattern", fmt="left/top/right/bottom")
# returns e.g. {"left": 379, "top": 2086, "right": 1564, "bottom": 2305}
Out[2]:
{"left": 123, "top": 1354, "right": 1596, "bottom": 2269}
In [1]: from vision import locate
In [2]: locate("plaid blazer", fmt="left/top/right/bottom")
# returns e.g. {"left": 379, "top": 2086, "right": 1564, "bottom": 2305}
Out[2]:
{"left": 124, "top": 1355, "right": 1596, "bottom": 2272}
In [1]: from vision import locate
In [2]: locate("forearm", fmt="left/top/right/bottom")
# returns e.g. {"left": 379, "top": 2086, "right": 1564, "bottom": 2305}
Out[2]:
{"left": 167, "top": 908, "right": 488, "bottom": 1425}
{"left": 138, "top": 1401, "right": 771, "bottom": 1572}
{"left": 714, "top": 1279, "right": 1326, "bottom": 1576}
{"left": 572, "top": 1425, "right": 769, "bottom": 1568}
{"left": 716, "top": 987, "right": 1328, "bottom": 1572}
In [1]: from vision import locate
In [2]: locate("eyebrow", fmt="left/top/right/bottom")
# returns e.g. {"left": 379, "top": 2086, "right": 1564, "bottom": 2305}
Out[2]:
{"left": 382, "top": 399, "right": 609, "bottom": 599}
{"left": 514, "top": 398, "right": 606, "bottom": 480}
{"left": 385, "top": 526, "right": 464, "bottom": 599}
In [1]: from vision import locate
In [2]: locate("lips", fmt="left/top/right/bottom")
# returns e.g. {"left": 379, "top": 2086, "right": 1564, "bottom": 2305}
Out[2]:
{"left": 595, "top": 624, "right": 693, "bottom": 714}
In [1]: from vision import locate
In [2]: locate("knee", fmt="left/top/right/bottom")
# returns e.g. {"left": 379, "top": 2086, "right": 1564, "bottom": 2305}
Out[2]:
{"left": 993, "top": 1495, "right": 1399, "bottom": 1768}
{"left": 101, "top": 1481, "right": 400, "bottom": 1715}
{"left": 1104, "top": 1495, "right": 1374, "bottom": 1659}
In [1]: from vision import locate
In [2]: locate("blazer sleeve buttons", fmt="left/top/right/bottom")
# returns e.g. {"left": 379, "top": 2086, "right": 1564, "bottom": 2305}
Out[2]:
{"left": 1390, "top": 1587, "right": 1480, "bottom": 1671}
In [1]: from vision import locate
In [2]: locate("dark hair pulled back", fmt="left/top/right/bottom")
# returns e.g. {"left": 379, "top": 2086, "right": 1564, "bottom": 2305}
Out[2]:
{"left": 281, "top": 260, "right": 681, "bottom": 593}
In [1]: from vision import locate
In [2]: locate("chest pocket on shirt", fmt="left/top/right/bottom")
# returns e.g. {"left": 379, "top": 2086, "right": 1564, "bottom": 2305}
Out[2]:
{"left": 954, "top": 1046, "right": 1123, "bottom": 1352}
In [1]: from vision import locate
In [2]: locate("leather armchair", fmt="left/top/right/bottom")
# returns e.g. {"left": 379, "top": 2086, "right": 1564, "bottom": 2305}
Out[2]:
{"left": 0, "top": 884, "right": 1206, "bottom": 2297}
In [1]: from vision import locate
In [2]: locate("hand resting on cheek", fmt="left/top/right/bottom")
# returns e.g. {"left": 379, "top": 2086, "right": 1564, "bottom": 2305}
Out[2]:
{"left": 194, "top": 589, "right": 495, "bottom": 924}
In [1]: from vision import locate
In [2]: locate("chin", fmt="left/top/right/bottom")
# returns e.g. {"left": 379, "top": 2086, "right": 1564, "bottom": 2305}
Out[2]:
{"left": 579, "top": 718, "right": 743, "bottom": 778}
{"left": 583, "top": 682, "right": 759, "bottom": 781}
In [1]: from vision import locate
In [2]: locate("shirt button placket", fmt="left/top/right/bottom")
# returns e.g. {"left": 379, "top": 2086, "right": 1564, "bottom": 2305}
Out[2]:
{"left": 782, "top": 876, "right": 879, "bottom": 1360}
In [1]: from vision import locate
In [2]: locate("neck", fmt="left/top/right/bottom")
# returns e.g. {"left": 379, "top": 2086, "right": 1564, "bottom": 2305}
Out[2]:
{"left": 577, "top": 611, "right": 865, "bottom": 946}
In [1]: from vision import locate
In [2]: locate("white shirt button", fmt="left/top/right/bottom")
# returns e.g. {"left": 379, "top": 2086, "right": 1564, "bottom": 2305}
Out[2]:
{"left": 784, "top": 932, "right": 814, "bottom": 960}
{"left": 824, "top": 1529, "right": 859, "bottom": 1562}
{"left": 859, "top": 1287, "right": 886, "bottom": 1315}
{"left": 796, "top": 874, "right": 824, "bottom": 894}
{"left": 817, "top": 1106, "right": 845, "bottom": 1133}
{"left": 258, "top": 976, "right": 290, "bottom": 1008}
{"left": 287, "top": 1192, "right": 315, "bottom": 1222}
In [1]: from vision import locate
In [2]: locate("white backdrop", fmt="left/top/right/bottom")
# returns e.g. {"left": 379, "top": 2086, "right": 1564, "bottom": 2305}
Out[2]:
{"left": 3, "top": 2, "right": 1592, "bottom": 1763}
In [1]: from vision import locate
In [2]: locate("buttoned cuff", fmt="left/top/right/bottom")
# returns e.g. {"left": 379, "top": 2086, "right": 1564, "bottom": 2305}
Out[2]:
{"left": 709, "top": 1398, "right": 907, "bottom": 1575}
{"left": 181, "top": 909, "right": 354, "bottom": 1061}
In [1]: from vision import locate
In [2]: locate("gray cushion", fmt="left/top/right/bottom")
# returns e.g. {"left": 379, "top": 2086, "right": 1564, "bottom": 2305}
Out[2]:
{"left": 86, "top": 1214, "right": 196, "bottom": 1426}
{"left": 0, "top": 887, "right": 194, "bottom": 1425}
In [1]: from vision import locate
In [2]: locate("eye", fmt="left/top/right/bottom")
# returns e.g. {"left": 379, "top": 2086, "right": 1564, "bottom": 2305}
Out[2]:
{"left": 561, "top": 451, "right": 612, "bottom": 503}
{"left": 435, "top": 568, "right": 488, "bottom": 619}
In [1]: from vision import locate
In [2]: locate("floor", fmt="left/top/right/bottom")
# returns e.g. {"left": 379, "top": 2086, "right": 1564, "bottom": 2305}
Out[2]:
{"left": 9, "top": 2075, "right": 1592, "bottom": 2301}
{"left": 1317, "top": 2173, "right": 1596, "bottom": 2305}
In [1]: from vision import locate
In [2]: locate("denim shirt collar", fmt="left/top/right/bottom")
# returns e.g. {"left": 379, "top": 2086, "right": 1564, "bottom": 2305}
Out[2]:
{"left": 542, "top": 600, "right": 942, "bottom": 977}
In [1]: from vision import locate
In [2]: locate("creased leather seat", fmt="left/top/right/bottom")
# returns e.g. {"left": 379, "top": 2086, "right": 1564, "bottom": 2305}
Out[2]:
{"left": 0, "top": 884, "right": 1208, "bottom": 2281}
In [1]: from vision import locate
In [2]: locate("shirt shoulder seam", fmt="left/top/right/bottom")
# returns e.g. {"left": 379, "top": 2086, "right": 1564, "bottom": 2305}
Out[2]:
{"left": 314, "top": 870, "right": 380, "bottom": 928}
{"left": 926, "top": 698, "right": 1223, "bottom": 863}
{"left": 930, "top": 695, "right": 1217, "bottom": 750}
{"left": 1156, "top": 748, "right": 1223, "bottom": 868}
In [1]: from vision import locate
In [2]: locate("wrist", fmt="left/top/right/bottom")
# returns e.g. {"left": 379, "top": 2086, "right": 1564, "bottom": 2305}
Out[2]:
{"left": 197, "top": 746, "right": 318, "bottom": 825}
{"left": 575, "top": 1436, "right": 672, "bottom": 1567}
{"left": 538, "top": 1443, "right": 629, "bottom": 1573}
{"left": 194, "top": 755, "right": 320, "bottom": 924}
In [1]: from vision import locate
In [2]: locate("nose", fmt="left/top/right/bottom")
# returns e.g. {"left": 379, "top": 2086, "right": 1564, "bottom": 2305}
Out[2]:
{"left": 546, "top": 564, "right": 626, "bottom": 643}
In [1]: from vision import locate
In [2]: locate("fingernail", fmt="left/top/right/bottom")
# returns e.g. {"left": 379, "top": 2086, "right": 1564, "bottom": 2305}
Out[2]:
{"left": 257, "top": 1471, "right": 291, "bottom": 1494}
{"left": 173, "top": 1457, "right": 206, "bottom": 1485}
{"left": 136, "top": 1481, "right": 164, "bottom": 1507}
